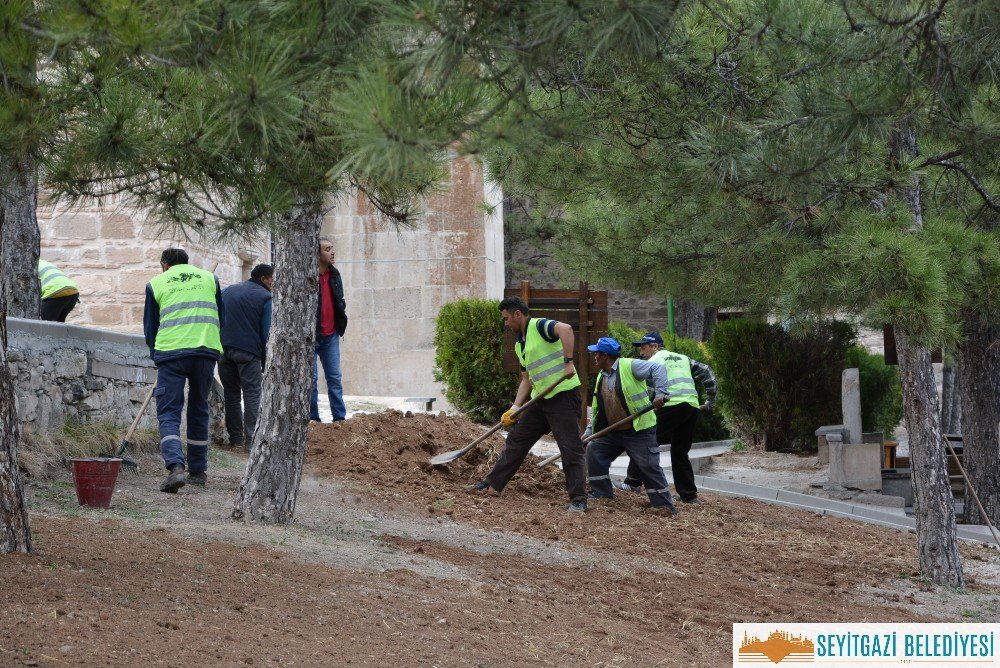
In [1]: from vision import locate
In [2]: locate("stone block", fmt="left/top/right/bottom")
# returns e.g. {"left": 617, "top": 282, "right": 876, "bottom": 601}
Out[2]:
{"left": 86, "top": 304, "right": 125, "bottom": 327}
{"left": 120, "top": 270, "right": 156, "bottom": 296}
{"left": 90, "top": 359, "right": 156, "bottom": 384}
{"left": 814, "top": 425, "right": 844, "bottom": 466}
{"left": 104, "top": 246, "right": 144, "bottom": 264}
{"left": 882, "top": 469, "right": 913, "bottom": 506}
{"left": 372, "top": 287, "right": 422, "bottom": 319}
{"left": 829, "top": 441, "right": 882, "bottom": 491}
{"left": 841, "top": 368, "right": 863, "bottom": 444}
{"left": 52, "top": 214, "right": 99, "bottom": 239}
{"left": 17, "top": 393, "right": 38, "bottom": 421}
{"left": 54, "top": 349, "right": 87, "bottom": 378}
{"left": 101, "top": 213, "right": 136, "bottom": 239}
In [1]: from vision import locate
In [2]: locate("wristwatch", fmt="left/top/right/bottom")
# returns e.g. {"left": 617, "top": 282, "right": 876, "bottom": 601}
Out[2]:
{"left": 563, "top": 356, "right": 574, "bottom": 363}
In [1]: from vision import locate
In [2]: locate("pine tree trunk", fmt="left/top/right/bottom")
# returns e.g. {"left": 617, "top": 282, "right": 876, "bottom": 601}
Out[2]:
{"left": 940, "top": 358, "right": 958, "bottom": 434}
{"left": 673, "top": 297, "right": 706, "bottom": 341}
{"left": 702, "top": 307, "right": 718, "bottom": 341}
{"left": 0, "top": 211, "right": 32, "bottom": 553}
{"left": 232, "top": 202, "right": 321, "bottom": 523}
{"left": 896, "top": 331, "right": 963, "bottom": 586}
{"left": 957, "top": 310, "right": 1000, "bottom": 527}
{"left": 0, "top": 155, "right": 41, "bottom": 319}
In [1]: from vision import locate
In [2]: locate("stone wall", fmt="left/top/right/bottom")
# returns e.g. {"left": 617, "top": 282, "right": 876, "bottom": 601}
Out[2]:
{"left": 9, "top": 318, "right": 158, "bottom": 435}
{"left": 326, "top": 157, "right": 505, "bottom": 399}
{"left": 38, "top": 195, "right": 270, "bottom": 331}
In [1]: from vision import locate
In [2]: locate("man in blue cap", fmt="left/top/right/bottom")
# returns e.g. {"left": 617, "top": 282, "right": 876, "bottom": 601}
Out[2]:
{"left": 625, "top": 330, "right": 718, "bottom": 504}
{"left": 584, "top": 337, "right": 677, "bottom": 513}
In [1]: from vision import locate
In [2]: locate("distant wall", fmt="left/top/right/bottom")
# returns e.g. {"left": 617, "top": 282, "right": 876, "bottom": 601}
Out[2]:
{"left": 38, "top": 196, "right": 269, "bottom": 331}
{"left": 326, "top": 157, "right": 504, "bottom": 400}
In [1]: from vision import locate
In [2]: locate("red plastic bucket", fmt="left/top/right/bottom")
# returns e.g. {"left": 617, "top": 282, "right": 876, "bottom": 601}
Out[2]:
{"left": 70, "top": 458, "right": 122, "bottom": 508}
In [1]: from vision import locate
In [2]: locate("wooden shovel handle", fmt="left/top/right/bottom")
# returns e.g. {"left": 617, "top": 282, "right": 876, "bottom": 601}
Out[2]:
{"left": 123, "top": 383, "right": 156, "bottom": 443}
{"left": 536, "top": 404, "right": 656, "bottom": 468}
{"left": 454, "top": 371, "right": 574, "bottom": 458}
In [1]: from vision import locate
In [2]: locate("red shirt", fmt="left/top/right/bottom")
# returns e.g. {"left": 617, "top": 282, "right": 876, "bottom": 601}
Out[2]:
{"left": 318, "top": 267, "right": 335, "bottom": 336}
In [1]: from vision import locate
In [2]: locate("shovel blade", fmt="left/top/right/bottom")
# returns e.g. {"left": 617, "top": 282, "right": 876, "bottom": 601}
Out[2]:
{"left": 430, "top": 448, "right": 468, "bottom": 466}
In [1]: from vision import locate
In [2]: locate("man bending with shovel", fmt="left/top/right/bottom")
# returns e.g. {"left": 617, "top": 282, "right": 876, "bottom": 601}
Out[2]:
{"left": 466, "top": 296, "right": 589, "bottom": 512}
{"left": 585, "top": 337, "right": 677, "bottom": 514}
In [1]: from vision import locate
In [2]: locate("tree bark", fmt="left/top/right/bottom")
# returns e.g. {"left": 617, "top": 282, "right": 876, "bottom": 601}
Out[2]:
{"left": 940, "top": 357, "right": 961, "bottom": 435}
{"left": 0, "top": 155, "right": 41, "bottom": 319}
{"left": 232, "top": 202, "right": 321, "bottom": 523}
{"left": 702, "top": 306, "right": 718, "bottom": 341}
{"left": 0, "top": 209, "right": 32, "bottom": 553}
{"left": 957, "top": 310, "right": 1000, "bottom": 527}
{"left": 896, "top": 331, "right": 963, "bottom": 586}
{"left": 673, "top": 297, "right": 706, "bottom": 341}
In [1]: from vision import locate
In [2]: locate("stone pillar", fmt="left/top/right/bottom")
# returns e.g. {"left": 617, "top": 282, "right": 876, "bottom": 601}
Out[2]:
{"left": 842, "top": 368, "right": 863, "bottom": 444}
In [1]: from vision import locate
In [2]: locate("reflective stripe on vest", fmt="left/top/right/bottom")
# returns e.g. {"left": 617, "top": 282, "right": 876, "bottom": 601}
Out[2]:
{"left": 38, "top": 260, "right": 77, "bottom": 300}
{"left": 149, "top": 264, "right": 222, "bottom": 353}
{"left": 514, "top": 318, "right": 580, "bottom": 399}
{"left": 590, "top": 359, "right": 657, "bottom": 432}
{"left": 650, "top": 350, "right": 699, "bottom": 408}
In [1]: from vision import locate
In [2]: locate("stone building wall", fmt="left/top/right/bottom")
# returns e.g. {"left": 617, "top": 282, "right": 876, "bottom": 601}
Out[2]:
{"left": 326, "top": 157, "right": 505, "bottom": 399}
{"left": 38, "top": 196, "right": 270, "bottom": 331}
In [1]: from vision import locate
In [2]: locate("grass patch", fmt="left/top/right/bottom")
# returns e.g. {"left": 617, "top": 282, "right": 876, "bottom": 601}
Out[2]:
{"left": 20, "top": 421, "right": 158, "bottom": 479}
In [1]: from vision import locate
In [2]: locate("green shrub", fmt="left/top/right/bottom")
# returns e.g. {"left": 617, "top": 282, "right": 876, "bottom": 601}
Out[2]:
{"left": 709, "top": 319, "right": 854, "bottom": 451}
{"left": 606, "top": 321, "right": 642, "bottom": 352}
{"left": 433, "top": 299, "right": 519, "bottom": 423}
{"left": 847, "top": 345, "right": 904, "bottom": 437}
{"left": 607, "top": 321, "right": 730, "bottom": 442}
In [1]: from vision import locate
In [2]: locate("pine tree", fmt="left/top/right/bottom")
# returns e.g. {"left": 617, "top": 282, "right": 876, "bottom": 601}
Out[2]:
{"left": 433, "top": 0, "right": 1000, "bottom": 584}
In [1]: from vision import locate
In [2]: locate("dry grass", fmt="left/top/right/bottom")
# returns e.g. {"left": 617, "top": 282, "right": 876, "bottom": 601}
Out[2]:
{"left": 19, "top": 421, "right": 158, "bottom": 478}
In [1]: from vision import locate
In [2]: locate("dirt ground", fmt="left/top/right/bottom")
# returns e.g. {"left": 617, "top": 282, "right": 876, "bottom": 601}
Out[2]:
{"left": 6, "top": 409, "right": 1000, "bottom": 667}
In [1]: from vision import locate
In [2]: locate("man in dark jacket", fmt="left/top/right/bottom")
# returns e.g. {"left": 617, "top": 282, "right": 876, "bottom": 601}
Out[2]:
{"left": 310, "top": 237, "right": 348, "bottom": 422}
{"left": 219, "top": 264, "right": 273, "bottom": 448}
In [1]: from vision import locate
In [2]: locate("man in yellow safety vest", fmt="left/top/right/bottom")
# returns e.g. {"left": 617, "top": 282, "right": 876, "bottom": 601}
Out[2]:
{"left": 466, "top": 296, "right": 589, "bottom": 512}
{"left": 143, "top": 248, "right": 224, "bottom": 493}
{"left": 38, "top": 259, "right": 80, "bottom": 322}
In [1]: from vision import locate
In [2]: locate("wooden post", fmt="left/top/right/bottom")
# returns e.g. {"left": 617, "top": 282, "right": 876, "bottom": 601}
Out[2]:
{"left": 520, "top": 279, "right": 530, "bottom": 305}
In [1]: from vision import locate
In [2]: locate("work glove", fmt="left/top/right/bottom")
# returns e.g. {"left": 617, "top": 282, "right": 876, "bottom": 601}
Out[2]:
{"left": 501, "top": 406, "right": 521, "bottom": 429}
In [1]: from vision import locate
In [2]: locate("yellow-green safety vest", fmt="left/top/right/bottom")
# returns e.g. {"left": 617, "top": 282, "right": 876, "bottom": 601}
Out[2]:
{"left": 38, "top": 260, "right": 78, "bottom": 300}
{"left": 650, "top": 350, "right": 699, "bottom": 408}
{"left": 590, "top": 359, "right": 657, "bottom": 431}
{"left": 515, "top": 318, "right": 581, "bottom": 399}
{"left": 148, "top": 264, "right": 222, "bottom": 353}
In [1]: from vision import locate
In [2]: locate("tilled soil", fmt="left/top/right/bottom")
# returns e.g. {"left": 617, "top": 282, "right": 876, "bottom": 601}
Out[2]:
{"left": 4, "top": 409, "right": 1000, "bottom": 667}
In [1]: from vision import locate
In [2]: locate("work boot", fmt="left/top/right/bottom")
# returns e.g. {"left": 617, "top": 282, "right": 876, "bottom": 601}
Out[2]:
{"left": 567, "top": 500, "right": 588, "bottom": 513}
{"left": 160, "top": 465, "right": 186, "bottom": 494}
{"left": 228, "top": 436, "right": 244, "bottom": 449}
{"left": 587, "top": 491, "right": 612, "bottom": 500}
{"left": 187, "top": 472, "right": 207, "bottom": 487}
{"left": 682, "top": 496, "right": 701, "bottom": 505}
{"left": 465, "top": 480, "right": 494, "bottom": 494}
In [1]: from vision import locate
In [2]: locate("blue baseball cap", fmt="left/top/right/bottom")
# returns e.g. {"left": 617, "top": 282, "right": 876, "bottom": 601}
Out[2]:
{"left": 587, "top": 337, "right": 622, "bottom": 355}
{"left": 632, "top": 331, "right": 664, "bottom": 347}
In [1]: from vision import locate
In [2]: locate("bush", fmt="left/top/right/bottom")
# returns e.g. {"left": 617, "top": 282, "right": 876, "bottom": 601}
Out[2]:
{"left": 709, "top": 319, "right": 855, "bottom": 451}
{"left": 846, "top": 345, "right": 904, "bottom": 437}
{"left": 607, "top": 321, "right": 730, "bottom": 442}
{"left": 433, "top": 299, "right": 519, "bottom": 423}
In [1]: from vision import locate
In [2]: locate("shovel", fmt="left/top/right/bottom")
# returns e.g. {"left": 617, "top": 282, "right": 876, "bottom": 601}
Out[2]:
{"left": 430, "top": 371, "right": 574, "bottom": 466}
{"left": 535, "top": 403, "right": 656, "bottom": 468}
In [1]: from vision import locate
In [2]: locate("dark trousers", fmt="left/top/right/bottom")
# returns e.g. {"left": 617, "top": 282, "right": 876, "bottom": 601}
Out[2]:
{"left": 588, "top": 426, "right": 675, "bottom": 509}
{"left": 40, "top": 294, "right": 79, "bottom": 322}
{"left": 218, "top": 347, "right": 263, "bottom": 445}
{"left": 484, "top": 389, "right": 586, "bottom": 503}
{"left": 625, "top": 403, "right": 700, "bottom": 501}
{"left": 155, "top": 356, "right": 216, "bottom": 474}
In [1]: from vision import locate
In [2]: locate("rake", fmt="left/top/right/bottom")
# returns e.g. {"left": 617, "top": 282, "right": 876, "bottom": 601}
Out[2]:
{"left": 105, "top": 383, "right": 155, "bottom": 473}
